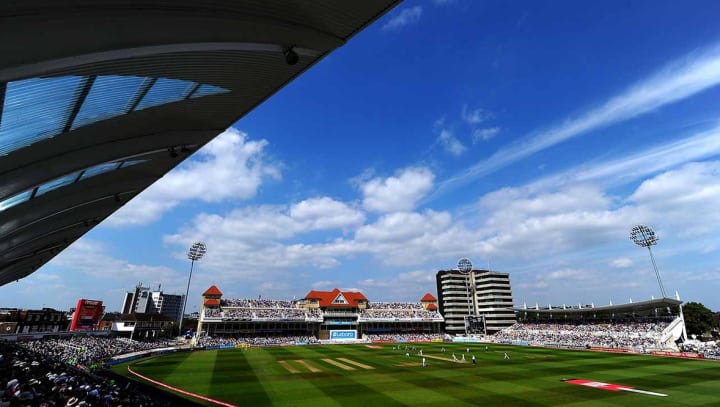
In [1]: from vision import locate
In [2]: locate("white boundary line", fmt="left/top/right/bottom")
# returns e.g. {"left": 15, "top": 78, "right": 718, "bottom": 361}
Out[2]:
{"left": 621, "top": 388, "right": 668, "bottom": 397}
{"left": 127, "top": 365, "right": 239, "bottom": 407}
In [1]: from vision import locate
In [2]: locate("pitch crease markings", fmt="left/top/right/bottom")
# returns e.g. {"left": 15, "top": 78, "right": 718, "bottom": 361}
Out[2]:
{"left": 322, "top": 358, "right": 355, "bottom": 370}
{"left": 278, "top": 360, "right": 300, "bottom": 374}
{"left": 295, "top": 359, "right": 322, "bottom": 373}
{"left": 424, "top": 354, "right": 466, "bottom": 363}
{"left": 336, "top": 357, "right": 374, "bottom": 370}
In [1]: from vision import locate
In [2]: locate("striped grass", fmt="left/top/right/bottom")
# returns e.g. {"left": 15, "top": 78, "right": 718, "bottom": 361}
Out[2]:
{"left": 117, "top": 343, "right": 720, "bottom": 406}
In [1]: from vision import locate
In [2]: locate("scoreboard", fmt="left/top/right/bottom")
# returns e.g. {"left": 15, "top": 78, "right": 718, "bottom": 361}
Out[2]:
{"left": 465, "top": 315, "right": 486, "bottom": 334}
{"left": 69, "top": 299, "right": 104, "bottom": 331}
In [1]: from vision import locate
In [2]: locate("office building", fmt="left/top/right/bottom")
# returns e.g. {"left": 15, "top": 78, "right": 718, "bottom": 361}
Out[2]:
{"left": 436, "top": 269, "right": 516, "bottom": 335}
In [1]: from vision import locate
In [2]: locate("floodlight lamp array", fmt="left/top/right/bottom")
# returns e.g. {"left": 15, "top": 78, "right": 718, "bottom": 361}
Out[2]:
{"left": 630, "top": 225, "right": 658, "bottom": 248}
{"left": 188, "top": 241, "right": 207, "bottom": 261}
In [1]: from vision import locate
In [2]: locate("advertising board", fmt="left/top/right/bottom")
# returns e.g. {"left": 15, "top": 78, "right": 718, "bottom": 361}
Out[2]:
{"left": 329, "top": 330, "right": 357, "bottom": 340}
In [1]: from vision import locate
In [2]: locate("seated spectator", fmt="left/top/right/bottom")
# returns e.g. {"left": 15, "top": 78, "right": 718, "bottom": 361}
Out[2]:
{"left": 493, "top": 318, "right": 672, "bottom": 351}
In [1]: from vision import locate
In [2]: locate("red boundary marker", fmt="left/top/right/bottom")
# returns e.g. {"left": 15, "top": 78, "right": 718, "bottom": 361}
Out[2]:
{"left": 127, "top": 365, "right": 239, "bottom": 407}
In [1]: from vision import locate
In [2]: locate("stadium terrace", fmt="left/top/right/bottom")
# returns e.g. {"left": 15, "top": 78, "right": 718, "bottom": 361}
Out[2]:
{"left": 197, "top": 286, "right": 444, "bottom": 341}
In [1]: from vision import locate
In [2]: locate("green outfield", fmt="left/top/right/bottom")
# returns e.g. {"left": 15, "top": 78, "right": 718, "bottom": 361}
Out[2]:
{"left": 116, "top": 343, "right": 720, "bottom": 406}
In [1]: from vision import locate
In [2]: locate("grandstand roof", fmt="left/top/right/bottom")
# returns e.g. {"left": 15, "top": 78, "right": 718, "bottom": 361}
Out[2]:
{"left": 303, "top": 288, "right": 367, "bottom": 308}
{"left": 203, "top": 285, "right": 222, "bottom": 297}
{"left": 515, "top": 297, "right": 682, "bottom": 316}
{"left": 421, "top": 293, "right": 436, "bottom": 302}
{"left": 204, "top": 298, "right": 221, "bottom": 307}
{"left": 0, "top": 0, "right": 400, "bottom": 286}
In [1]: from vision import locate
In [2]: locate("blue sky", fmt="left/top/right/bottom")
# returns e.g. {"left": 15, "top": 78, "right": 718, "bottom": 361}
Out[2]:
{"left": 5, "top": 0, "right": 720, "bottom": 313}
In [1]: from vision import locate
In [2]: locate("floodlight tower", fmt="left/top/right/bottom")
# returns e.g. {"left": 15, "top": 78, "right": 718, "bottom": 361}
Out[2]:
{"left": 629, "top": 225, "right": 667, "bottom": 298}
{"left": 179, "top": 241, "right": 207, "bottom": 337}
{"left": 457, "top": 258, "right": 474, "bottom": 335}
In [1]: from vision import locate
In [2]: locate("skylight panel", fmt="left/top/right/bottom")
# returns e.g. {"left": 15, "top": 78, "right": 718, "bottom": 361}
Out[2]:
{"left": 79, "top": 162, "right": 121, "bottom": 181}
{"left": 134, "top": 78, "right": 197, "bottom": 111}
{"left": 0, "top": 157, "right": 151, "bottom": 213}
{"left": 0, "top": 190, "right": 32, "bottom": 212}
{"left": 190, "top": 84, "right": 231, "bottom": 99}
{"left": 0, "top": 75, "right": 227, "bottom": 159}
{"left": 118, "top": 159, "right": 148, "bottom": 169}
{"left": 71, "top": 75, "right": 146, "bottom": 130}
{"left": 0, "top": 76, "right": 84, "bottom": 156}
{"left": 35, "top": 172, "right": 80, "bottom": 197}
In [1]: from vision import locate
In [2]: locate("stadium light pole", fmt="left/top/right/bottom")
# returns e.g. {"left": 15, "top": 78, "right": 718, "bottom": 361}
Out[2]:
{"left": 179, "top": 241, "right": 206, "bottom": 338}
{"left": 629, "top": 225, "right": 667, "bottom": 299}
{"left": 457, "top": 258, "right": 473, "bottom": 335}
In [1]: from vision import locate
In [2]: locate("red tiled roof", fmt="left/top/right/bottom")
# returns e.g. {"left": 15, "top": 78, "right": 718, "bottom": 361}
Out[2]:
{"left": 303, "top": 288, "right": 367, "bottom": 307}
{"left": 426, "top": 303, "right": 437, "bottom": 310}
{"left": 203, "top": 285, "right": 222, "bottom": 297}
{"left": 421, "top": 293, "right": 436, "bottom": 301}
{"left": 345, "top": 291, "right": 368, "bottom": 302}
{"left": 204, "top": 298, "right": 220, "bottom": 307}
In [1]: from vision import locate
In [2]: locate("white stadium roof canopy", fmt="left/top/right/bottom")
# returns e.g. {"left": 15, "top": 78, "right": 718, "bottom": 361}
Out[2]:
{"left": 514, "top": 297, "right": 683, "bottom": 316}
{"left": 0, "top": 0, "right": 400, "bottom": 285}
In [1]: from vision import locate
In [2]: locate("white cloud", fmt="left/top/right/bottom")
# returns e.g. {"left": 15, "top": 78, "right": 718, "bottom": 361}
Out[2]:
{"left": 479, "top": 185, "right": 611, "bottom": 232}
{"left": 167, "top": 197, "right": 364, "bottom": 246}
{"left": 162, "top": 160, "right": 720, "bottom": 291}
{"left": 461, "top": 105, "right": 491, "bottom": 125}
{"left": 627, "top": 161, "right": 720, "bottom": 236}
{"left": 162, "top": 197, "right": 368, "bottom": 281}
{"left": 515, "top": 267, "right": 644, "bottom": 304}
{"left": 609, "top": 258, "right": 633, "bottom": 268}
{"left": 548, "top": 268, "right": 593, "bottom": 280}
{"left": 449, "top": 159, "right": 720, "bottom": 308}
{"left": 382, "top": 6, "right": 423, "bottom": 31}
{"left": 543, "top": 126, "right": 720, "bottom": 190}
{"left": 436, "top": 43, "right": 720, "bottom": 197}
{"left": 106, "top": 128, "right": 280, "bottom": 227}
{"left": 517, "top": 279, "right": 549, "bottom": 290}
{"left": 447, "top": 124, "right": 720, "bottom": 219}
{"left": 360, "top": 167, "right": 435, "bottom": 213}
{"left": 675, "top": 270, "right": 720, "bottom": 282}
{"left": 437, "top": 129, "right": 467, "bottom": 156}
{"left": 311, "top": 280, "right": 341, "bottom": 290}
{"left": 358, "top": 270, "right": 437, "bottom": 301}
{"left": 50, "top": 239, "right": 182, "bottom": 285}
{"left": 355, "top": 210, "right": 451, "bottom": 243}
{"left": 471, "top": 183, "right": 631, "bottom": 261}
{"left": 348, "top": 167, "right": 376, "bottom": 189}
{"left": 290, "top": 197, "right": 366, "bottom": 231}
{"left": 472, "top": 127, "right": 501, "bottom": 142}
{"left": 258, "top": 281, "right": 294, "bottom": 294}
{"left": 158, "top": 155, "right": 720, "bottom": 305}
{"left": 163, "top": 205, "right": 463, "bottom": 283}
{"left": 351, "top": 209, "right": 479, "bottom": 266}
{"left": 474, "top": 160, "right": 720, "bottom": 262}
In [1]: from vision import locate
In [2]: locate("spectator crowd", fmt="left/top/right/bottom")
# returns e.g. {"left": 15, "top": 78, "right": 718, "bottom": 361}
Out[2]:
{"left": 493, "top": 320, "right": 670, "bottom": 350}
{"left": 204, "top": 298, "right": 323, "bottom": 322}
{"left": 203, "top": 307, "right": 322, "bottom": 321}
{"left": 1, "top": 339, "right": 175, "bottom": 406}
{"left": 366, "top": 302, "right": 425, "bottom": 310}
{"left": 220, "top": 299, "right": 295, "bottom": 308}
{"left": 365, "top": 333, "right": 443, "bottom": 342}
{"left": 15, "top": 337, "right": 168, "bottom": 368}
{"left": 195, "top": 335, "right": 319, "bottom": 347}
{"left": 680, "top": 341, "right": 720, "bottom": 358}
{"left": 358, "top": 309, "right": 441, "bottom": 320}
